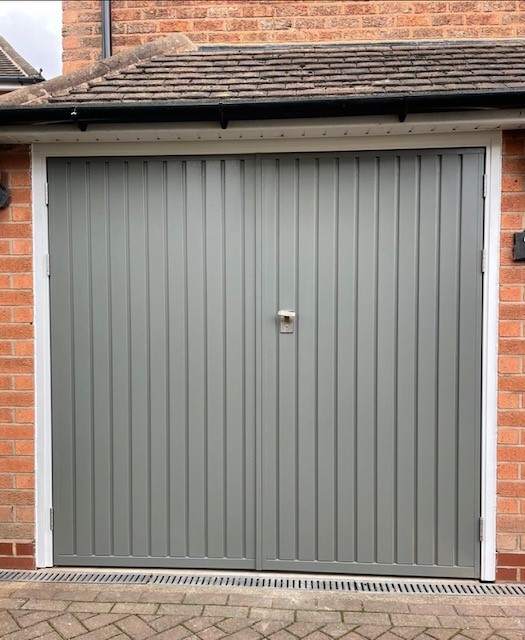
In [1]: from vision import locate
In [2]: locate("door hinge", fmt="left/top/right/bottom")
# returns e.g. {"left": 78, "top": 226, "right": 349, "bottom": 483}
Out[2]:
{"left": 44, "top": 182, "right": 49, "bottom": 206}
{"left": 481, "top": 248, "right": 487, "bottom": 273}
{"left": 49, "top": 508, "right": 54, "bottom": 531}
{"left": 45, "top": 253, "right": 50, "bottom": 278}
{"left": 483, "top": 174, "right": 487, "bottom": 198}
{"left": 479, "top": 517, "right": 484, "bottom": 542}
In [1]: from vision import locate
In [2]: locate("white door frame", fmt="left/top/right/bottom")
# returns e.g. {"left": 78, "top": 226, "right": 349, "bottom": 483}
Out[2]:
{"left": 32, "top": 129, "right": 501, "bottom": 580}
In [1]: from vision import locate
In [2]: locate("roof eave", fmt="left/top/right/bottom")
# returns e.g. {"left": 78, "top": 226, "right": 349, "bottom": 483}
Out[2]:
{"left": 1, "top": 90, "right": 525, "bottom": 129}
{"left": 0, "top": 76, "right": 44, "bottom": 85}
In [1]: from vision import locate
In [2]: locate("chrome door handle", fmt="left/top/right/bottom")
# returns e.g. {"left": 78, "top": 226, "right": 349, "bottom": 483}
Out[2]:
{"left": 277, "top": 310, "right": 295, "bottom": 334}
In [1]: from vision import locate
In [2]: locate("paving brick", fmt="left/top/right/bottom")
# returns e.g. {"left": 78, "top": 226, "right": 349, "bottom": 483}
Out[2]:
{"left": 312, "top": 597, "right": 361, "bottom": 612}
{"left": 12, "top": 587, "right": 60, "bottom": 599}
{"left": 342, "top": 612, "right": 389, "bottom": 626}
{"left": 0, "top": 598, "right": 27, "bottom": 609}
{"left": 139, "top": 591, "right": 185, "bottom": 604}
{"left": 222, "top": 629, "right": 262, "bottom": 640}
{"left": 408, "top": 603, "right": 456, "bottom": 615}
{"left": 11, "top": 610, "right": 60, "bottom": 628}
{"left": 151, "top": 616, "right": 196, "bottom": 632}
{"left": 51, "top": 589, "right": 100, "bottom": 602}
{"left": 139, "top": 615, "right": 158, "bottom": 622}
{"left": 389, "top": 613, "right": 440, "bottom": 627}
{"left": 3, "top": 622, "right": 54, "bottom": 640}
{"left": 229, "top": 594, "right": 273, "bottom": 607}
{"left": 82, "top": 613, "right": 130, "bottom": 631}
{"left": 297, "top": 612, "right": 343, "bottom": 624}
{"left": 301, "top": 632, "right": 332, "bottom": 640}
{"left": 319, "top": 623, "right": 352, "bottom": 638}
{"left": 267, "top": 631, "right": 297, "bottom": 640}
{"left": 285, "top": 622, "right": 323, "bottom": 638}
{"left": 197, "top": 625, "right": 228, "bottom": 640}
{"left": 501, "top": 605, "right": 525, "bottom": 616}
{"left": 486, "top": 616, "right": 525, "bottom": 629}
{"left": 158, "top": 605, "right": 205, "bottom": 617}
{"left": 74, "top": 612, "right": 96, "bottom": 621}
{"left": 154, "top": 626, "right": 193, "bottom": 640}
{"left": 378, "top": 627, "right": 423, "bottom": 639}
{"left": 215, "top": 618, "right": 254, "bottom": 633}
{"left": 437, "top": 616, "right": 491, "bottom": 629}
{"left": 202, "top": 605, "right": 249, "bottom": 618}
{"left": 68, "top": 602, "right": 113, "bottom": 614}
{"left": 349, "top": 627, "right": 390, "bottom": 640}
{"left": 272, "top": 597, "right": 318, "bottom": 611}
{"left": 21, "top": 599, "right": 68, "bottom": 612}
{"left": 95, "top": 588, "right": 143, "bottom": 603}
{"left": 49, "top": 613, "right": 87, "bottom": 638}
{"left": 0, "top": 610, "right": 20, "bottom": 634}
{"left": 184, "top": 592, "right": 228, "bottom": 605}
{"left": 249, "top": 607, "right": 295, "bottom": 622}
{"left": 453, "top": 632, "right": 493, "bottom": 640}
{"left": 424, "top": 630, "right": 463, "bottom": 640}
{"left": 112, "top": 602, "right": 159, "bottom": 615}
{"left": 0, "top": 584, "right": 15, "bottom": 596}
{"left": 454, "top": 604, "right": 505, "bottom": 616}
{"left": 252, "top": 620, "right": 289, "bottom": 635}
{"left": 115, "top": 615, "right": 156, "bottom": 639}
{"left": 183, "top": 617, "right": 224, "bottom": 632}
{"left": 363, "top": 600, "right": 409, "bottom": 613}
{"left": 70, "top": 626, "right": 122, "bottom": 640}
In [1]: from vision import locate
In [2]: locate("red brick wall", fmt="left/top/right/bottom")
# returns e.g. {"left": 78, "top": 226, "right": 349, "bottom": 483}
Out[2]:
{"left": 497, "top": 131, "right": 525, "bottom": 582}
{"left": 63, "top": 0, "right": 525, "bottom": 73}
{"left": 0, "top": 145, "right": 35, "bottom": 570}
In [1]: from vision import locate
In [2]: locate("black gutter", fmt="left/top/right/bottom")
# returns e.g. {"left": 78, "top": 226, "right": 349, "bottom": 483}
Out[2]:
{"left": 1, "top": 90, "right": 525, "bottom": 129}
{"left": 0, "top": 76, "right": 43, "bottom": 85}
{"left": 101, "top": 0, "right": 112, "bottom": 59}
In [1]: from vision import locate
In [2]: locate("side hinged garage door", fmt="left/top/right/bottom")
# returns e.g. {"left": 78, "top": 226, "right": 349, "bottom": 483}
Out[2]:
{"left": 48, "top": 148, "right": 484, "bottom": 577}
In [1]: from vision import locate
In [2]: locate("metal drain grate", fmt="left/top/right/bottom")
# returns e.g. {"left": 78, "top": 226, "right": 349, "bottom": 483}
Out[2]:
{"left": 1, "top": 570, "right": 525, "bottom": 596}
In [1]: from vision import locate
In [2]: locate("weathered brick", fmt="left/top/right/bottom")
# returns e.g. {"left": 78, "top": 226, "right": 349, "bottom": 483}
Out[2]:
{"left": 61, "top": 1, "right": 525, "bottom": 73}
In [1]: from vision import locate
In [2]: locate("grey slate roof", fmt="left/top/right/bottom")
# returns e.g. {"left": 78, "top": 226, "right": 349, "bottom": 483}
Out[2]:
{"left": 2, "top": 36, "right": 525, "bottom": 107}
{"left": 0, "top": 35, "right": 43, "bottom": 84}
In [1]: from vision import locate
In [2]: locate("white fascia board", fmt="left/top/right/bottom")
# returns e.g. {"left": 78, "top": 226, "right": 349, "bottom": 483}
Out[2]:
{"left": 0, "top": 84, "right": 21, "bottom": 92}
{"left": 2, "top": 108, "right": 525, "bottom": 144}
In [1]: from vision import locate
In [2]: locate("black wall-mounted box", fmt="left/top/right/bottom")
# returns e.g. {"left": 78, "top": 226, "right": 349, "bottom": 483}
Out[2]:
{"left": 513, "top": 231, "right": 525, "bottom": 261}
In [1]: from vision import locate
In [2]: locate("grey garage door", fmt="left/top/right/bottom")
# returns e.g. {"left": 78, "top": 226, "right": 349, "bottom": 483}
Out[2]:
{"left": 48, "top": 149, "right": 484, "bottom": 577}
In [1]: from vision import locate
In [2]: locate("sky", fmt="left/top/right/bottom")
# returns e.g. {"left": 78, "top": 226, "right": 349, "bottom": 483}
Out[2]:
{"left": 0, "top": 0, "right": 62, "bottom": 79}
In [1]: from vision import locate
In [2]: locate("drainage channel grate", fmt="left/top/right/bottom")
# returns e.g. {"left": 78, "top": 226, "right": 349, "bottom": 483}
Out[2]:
{"left": 1, "top": 570, "right": 525, "bottom": 595}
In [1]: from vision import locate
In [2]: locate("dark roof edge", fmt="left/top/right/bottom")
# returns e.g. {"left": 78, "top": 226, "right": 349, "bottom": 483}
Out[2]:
{"left": 0, "top": 76, "right": 44, "bottom": 85}
{"left": 0, "top": 35, "right": 42, "bottom": 79}
{"left": 1, "top": 90, "right": 525, "bottom": 129}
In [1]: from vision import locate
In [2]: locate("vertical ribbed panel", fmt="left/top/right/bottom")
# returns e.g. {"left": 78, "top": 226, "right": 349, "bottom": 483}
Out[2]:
{"left": 49, "top": 149, "right": 483, "bottom": 578}
{"left": 49, "top": 157, "right": 257, "bottom": 568}
{"left": 261, "top": 150, "right": 483, "bottom": 578}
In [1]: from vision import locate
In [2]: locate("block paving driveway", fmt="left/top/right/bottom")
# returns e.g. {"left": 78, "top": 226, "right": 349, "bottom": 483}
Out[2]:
{"left": 0, "top": 580, "right": 524, "bottom": 640}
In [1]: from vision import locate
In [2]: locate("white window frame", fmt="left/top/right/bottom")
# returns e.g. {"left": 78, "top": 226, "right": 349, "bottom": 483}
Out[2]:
{"left": 32, "top": 128, "right": 501, "bottom": 580}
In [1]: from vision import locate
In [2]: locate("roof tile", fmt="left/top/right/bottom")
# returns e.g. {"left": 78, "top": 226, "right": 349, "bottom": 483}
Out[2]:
{"left": 3, "top": 39, "right": 525, "bottom": 107}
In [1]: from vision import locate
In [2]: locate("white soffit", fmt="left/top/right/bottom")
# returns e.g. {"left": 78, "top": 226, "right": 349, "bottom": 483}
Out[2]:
{"left": 1, "top": 109, "right": 524, "bottom": 144}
